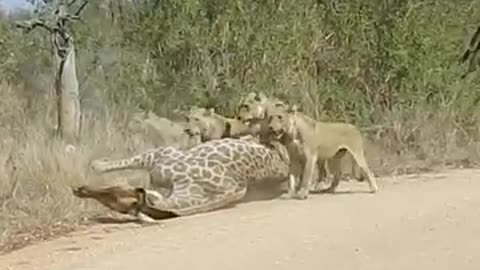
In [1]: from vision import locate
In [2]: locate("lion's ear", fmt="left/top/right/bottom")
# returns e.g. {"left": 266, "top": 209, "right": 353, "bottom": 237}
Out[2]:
{"left": 204, "top": 107, "right": 215, "bottom": 116}
{"left": 256, "top": 92, "right": 267, "bottom": 101}
{"left": 288, "top": 104, "right": 300, "bottom": 113}
{"left": 185, "top": 105, "right": 195, "bottom": 114}
{"left": 273, "top": 100, "right": 286, "bottom": 108}
{"left": 174, "top": 107, "right": 188, "bottom": 118}
{"left": 246, "top": 92, "right": 257, "bottom": 101}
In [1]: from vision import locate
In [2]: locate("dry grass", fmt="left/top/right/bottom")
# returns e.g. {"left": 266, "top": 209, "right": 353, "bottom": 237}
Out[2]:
{"left": 361, "top": 108, "right": 480, "bottom": 177}
{"left": 0, "top": 80, "right": 479, "bottom": 254}
{"left": 0, "top": 81, "right": 161, "bottom": 253}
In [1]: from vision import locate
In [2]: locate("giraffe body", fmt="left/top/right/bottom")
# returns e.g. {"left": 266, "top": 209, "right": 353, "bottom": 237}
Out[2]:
{"left": 90, "top": 138, "right": 290, "bottom": 216}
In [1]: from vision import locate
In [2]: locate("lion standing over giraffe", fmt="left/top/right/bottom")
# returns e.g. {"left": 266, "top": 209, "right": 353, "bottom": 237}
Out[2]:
{"left": 265, "top": 101, "right": 379, "bottom": 199}
{"left": 236, "top": 92, "right": 378, "bottom": 199}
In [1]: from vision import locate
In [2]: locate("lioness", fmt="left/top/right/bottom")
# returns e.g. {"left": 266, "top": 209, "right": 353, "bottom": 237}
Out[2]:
{"left": 266, "top": 103, "right": 379, "bottom": 199}
{"left": 183, "top": 106, "right": 253, "bottom": 142}
{"left": 236, "top": 92, "right": 330, "bottom": 196}
{"left": 236, "top": 92, "right": 285, "bottom": 137}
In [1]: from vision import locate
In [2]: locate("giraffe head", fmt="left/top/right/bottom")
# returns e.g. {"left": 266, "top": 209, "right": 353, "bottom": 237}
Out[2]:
{"left": 72, "top": 185, "right": 143, "bottom": 215}
{"left": 72, "top": 185, "right": 178, "bottom": 219}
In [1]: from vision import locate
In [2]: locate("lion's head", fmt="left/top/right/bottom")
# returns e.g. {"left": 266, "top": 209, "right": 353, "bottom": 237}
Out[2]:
{"left": 183, "top": 106, "right": 250, "bottom": 141}
{"left": 266, "top": 102, "right": 298, "bottom": 140}
{"left": 182, "top": 106, "right": 213, "bottom": 139}
{"left": 236, "top": 92, "right": 270, "bottom": 125}
{"left": 236, "top": 92, "right": 287, "bottom": 137}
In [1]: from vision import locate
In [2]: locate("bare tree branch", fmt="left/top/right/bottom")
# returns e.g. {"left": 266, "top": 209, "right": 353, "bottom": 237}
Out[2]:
{"left": 15, "top": 19, "right": 54, "bottom": 34}
{"left": 460, "top": 25, "right": 480, "bottom": 64}
{"left": 74, "top": 0, "right": 89, "bottom": 16}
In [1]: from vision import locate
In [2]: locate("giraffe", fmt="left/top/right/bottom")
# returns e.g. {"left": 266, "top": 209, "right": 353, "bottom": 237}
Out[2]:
{"left": 89, "top": 105, "right": 261, "bottom": 197}
{"left": 75, "top": 137, "right": 290, "bottom": 217}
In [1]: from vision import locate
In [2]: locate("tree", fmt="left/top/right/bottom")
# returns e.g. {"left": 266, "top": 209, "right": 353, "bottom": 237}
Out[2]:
{"left": 15, "top": 0, "right": 88, "bottom": 143}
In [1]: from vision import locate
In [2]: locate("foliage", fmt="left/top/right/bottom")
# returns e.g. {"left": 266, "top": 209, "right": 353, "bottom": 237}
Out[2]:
{"left": 0, "top": 0, "right": 478, "bottom": 122}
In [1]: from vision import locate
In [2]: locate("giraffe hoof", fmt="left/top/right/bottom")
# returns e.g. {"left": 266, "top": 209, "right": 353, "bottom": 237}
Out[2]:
{"left": 89, "top": 160, "right": 106, "bottom": 173}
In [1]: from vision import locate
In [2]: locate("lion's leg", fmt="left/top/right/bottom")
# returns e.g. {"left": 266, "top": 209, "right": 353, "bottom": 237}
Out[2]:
{"left": 296, "top": 153, "right": 318, "bottom": 200}
{"left": 351, "top": 159, "right": 365, "bottom": 182}
{"left": 323, "top": 154, "right": 343, "bottom": 193}
{"left": 348, "top": 149, "right": 379, "bottom": 193}
{"left": 280, "top": 173, "right": 298, "bottom": 199}
{"left": 310, "top": 159, "right": 330, "bottom": 193}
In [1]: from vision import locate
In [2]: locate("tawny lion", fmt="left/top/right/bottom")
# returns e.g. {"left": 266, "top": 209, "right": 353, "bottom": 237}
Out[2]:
{"left": 236, "top": 92, "right": 331, "bottom": 197}
{"left": 182, "top": 106, "right": 253, "bottom": 142}
{"left": 266, "top": 102, "right": 379, "bottom": 199}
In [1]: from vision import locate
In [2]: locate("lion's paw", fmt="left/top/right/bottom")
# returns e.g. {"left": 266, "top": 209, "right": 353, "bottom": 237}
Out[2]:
{"left": 280, "top": 192, "right": 296, "bottom": 200}
{"left": 295, "top": 189, "right": 309, "bottom": 200}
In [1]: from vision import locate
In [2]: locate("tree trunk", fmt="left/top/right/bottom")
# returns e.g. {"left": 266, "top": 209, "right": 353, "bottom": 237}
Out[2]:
{"left": 55, "top": 39, "right": 81, "bottom": 143}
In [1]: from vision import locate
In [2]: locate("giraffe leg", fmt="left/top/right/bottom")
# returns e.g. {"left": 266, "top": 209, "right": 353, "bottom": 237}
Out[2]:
{"left": 135, "top": 212, "right": 166, "bottom": 227}
{"left": 90, "top": 147, "right": 173, "bottom": 173}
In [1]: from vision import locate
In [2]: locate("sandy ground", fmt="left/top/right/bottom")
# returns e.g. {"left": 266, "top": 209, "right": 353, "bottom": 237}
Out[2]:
{"left": 1, "top": 168, "right": 480, "bottom": 270}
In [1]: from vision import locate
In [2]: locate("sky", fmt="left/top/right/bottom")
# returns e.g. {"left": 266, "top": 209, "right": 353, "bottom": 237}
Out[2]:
{"left": 0, "top": 0, "right": 32, "bottom": 12}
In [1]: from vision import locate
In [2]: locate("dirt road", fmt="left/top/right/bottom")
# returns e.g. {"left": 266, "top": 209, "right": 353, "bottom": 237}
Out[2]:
{"left": 2, "top": 169, "right": 480, "bottom": 270}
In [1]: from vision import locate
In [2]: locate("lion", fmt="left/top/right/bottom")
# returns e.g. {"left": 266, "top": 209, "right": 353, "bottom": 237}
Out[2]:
{"left": 236, "top": 92, "right": 365, "bottom": 186}
{"left": 266, "top": 102, "right": 379, "bottom": 199}
{"left": 236, "top": 92, "right": 284, "bottom": 137}
{"left": 183, "top": 106, "right": 253, "bottom": 142}
{"left": 236, "top": 92, "right": 331, "bottom": 197}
